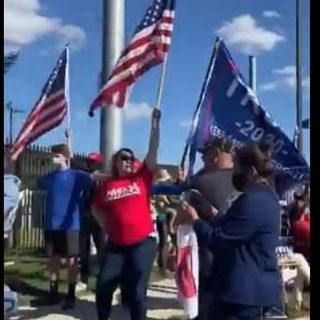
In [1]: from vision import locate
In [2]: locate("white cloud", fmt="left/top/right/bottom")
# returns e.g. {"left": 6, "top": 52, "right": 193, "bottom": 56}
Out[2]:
{"left": 259, "top": 82, "right": 277, "bottom": 91}
{"left": 215, "top": 14, "right": 285, "bottom": 55}
{"left": 178, "top": 120, "right": 192, "bottom": 128}
{"left": 263, "top": 10, "right": 280, "bottom": 19}
{"left": 303, "top": 76, "right": 310, "bottom": 100}
{"left": 56, "top": 25, "right": 87, "bottom": 51}
{"left": 4, "top": 0, "right": 87, "bottom": 53}
{"left": 124, "top": 102, "right": 152, "bottom": 121}
{"left": 273, "top": 65, "right": 296, "bottom": 75}
{"left": 259, "top": 65, "right": 309, "bottom": 99}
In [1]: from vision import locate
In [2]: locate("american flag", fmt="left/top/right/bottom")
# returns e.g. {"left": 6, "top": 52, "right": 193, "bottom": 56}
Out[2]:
{"left": 10, "top": 47, "right": 69, "bottom": 161}
{"left": 89, "top": 0, "right": 175, "bottom": 115}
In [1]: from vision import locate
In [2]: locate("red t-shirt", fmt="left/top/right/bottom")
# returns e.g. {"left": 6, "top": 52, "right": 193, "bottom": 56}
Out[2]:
{"left": 292, "top": 211, "right": 310, "bottom": 259}
{"left": 93, "top": 163, "right": 154, "bottom": 246}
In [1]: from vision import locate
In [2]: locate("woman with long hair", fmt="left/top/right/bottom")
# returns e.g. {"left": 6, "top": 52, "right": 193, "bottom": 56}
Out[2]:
{"left": 176, "top": 143, "right": 281, "bottom": 320}
{"left": 92, "top": 108, "right": 161, "bottom": 320}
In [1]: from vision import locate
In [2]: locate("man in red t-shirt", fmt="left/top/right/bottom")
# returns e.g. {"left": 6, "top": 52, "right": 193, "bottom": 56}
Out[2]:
{"left": 93, "top": 109, "right": 160, "bottom": 320}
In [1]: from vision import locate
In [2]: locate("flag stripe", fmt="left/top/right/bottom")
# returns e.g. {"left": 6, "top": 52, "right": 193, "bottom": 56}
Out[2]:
{"left": 102, "top": 58, "right": 162, "bottom": 107}
{"left": 11, "top": 106, "right": 67, "bottom": 154}
{"left": 11, "top": 108, "right": 67, "bottom": 161}
{"left": 12, "top": 110, "right": 66, "bottom": 155}
{"left": 92, "top": 50, "right": 165, "bottom": 108}
{"left": 114, "top": 31, "right": 172, "bottom": 74}
{"left": 13, "top": 100, "right": 67, "bottom": 147}
{"left": 18, "top": 90, "right": 65, "bottom": 131}
{"left": 108, "top": 42, "right": 170, "bottom": 84}
{"left": 10, "top": 48, "right": 68, "bottom": 160}
{"left": 120, "top": 21, "right": 173, "bottom": 59}
{"left": 89, "top": 0, "right": 175, "bottom": 112}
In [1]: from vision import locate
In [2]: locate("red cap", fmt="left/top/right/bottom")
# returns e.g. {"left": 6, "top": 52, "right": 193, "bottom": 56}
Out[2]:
{"left": 88, "top": 152, "right": 102, "bottom": 163}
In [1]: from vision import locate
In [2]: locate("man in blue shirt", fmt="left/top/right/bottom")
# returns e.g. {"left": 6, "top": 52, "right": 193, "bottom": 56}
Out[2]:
{"left": 37, "top": 144, "right": 92, "bottom": 310}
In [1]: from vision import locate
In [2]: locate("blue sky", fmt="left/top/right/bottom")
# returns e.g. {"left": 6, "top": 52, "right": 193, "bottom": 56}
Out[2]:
{"left": 4, "top": 0, "right": 310, "bottom": 165}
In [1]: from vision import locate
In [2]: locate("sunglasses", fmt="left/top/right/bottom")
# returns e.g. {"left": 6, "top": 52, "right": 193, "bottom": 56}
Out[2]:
{"left": 119, "top": 154, "right": 134, "bottom": 161}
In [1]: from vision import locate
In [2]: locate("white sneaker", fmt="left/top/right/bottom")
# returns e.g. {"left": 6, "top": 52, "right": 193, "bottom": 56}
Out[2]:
{"left": 75, "top": 282, "right": 88, "bottom": 292}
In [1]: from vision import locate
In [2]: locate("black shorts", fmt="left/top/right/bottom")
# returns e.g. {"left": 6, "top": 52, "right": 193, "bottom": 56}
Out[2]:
{"left": 45, "top": 230, "right": 79, "bottom": 257}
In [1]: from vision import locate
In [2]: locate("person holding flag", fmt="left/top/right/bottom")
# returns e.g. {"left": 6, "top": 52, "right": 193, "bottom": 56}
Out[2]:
{"left": 88, "top": 0, "right": 175, "bottom": 114}
{"left": 89, "top": 0, "right": 174, "bottom": 318}
{"left": 176, "top": 144, "right": 281, "bottom": 320}
{"left": 93, "top": 108, "right": 161, "bottom": 320}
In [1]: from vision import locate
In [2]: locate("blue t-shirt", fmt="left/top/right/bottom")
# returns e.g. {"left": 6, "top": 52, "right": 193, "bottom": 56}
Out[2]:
{"left": 37, "top": 169, "right": 92, "bottom": 231}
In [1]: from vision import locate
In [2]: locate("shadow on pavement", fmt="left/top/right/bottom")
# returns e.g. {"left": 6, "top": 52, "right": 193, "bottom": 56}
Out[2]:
{"left": 18, "top": 287, "right": 182, "bottom": 320}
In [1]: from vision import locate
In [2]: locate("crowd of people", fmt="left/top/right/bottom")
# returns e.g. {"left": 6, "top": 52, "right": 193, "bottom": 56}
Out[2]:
{"left": 4, "top": 107, "right": 310, "bottom": 320}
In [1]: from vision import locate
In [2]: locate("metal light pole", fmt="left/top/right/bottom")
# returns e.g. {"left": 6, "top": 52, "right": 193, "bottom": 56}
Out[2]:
{"left": 249, "top": 55, "right": 257, "bottom": 94}
{"left": 5, "top": 101, "right": 25, "bottom": 145}
{"left": 100, "top": 0, "right": 125, "bottom": 171}
{"left": 296, "top": 0, "right": 303, "bottom": 154}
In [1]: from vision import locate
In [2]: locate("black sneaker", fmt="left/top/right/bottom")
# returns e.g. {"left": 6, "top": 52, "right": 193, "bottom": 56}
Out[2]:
{"left": 61, "top": 296, "right": 76, "bottom": 310}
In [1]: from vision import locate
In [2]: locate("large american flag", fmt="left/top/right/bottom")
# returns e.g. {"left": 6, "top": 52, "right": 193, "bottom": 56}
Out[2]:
{"left": 10, "top": 47, "right": 69, "bottom": 161}
{"left": 89, "top": 0, "right": 175, "bottom": 115}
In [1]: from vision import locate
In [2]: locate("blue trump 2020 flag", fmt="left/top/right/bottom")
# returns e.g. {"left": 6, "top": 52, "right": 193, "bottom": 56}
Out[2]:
{"left": 186, "top": 38, "right": 309, "bottom": 196}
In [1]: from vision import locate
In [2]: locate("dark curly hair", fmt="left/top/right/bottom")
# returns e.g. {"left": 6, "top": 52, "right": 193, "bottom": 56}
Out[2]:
{"left": 235, "top": 143, "right": 274, "bottom": 186}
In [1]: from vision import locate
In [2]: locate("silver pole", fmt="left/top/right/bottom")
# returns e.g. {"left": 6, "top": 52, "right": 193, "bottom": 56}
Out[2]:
{"left": 100, "top": 0, "right": 125, "bottom": 172}
{"left": 249, "top": 55, "right": 256, "bottom": 94}
{"left": 295, "top": 0, "right": 303, "bottom": 154}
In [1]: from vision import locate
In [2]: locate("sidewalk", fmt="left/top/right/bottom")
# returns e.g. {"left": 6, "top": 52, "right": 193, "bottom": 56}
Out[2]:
{"left": 16, "top": 277, "right": 309, "bottom": 320}
{"left": 18, "top": 278, "right": 185, "bottom": 320}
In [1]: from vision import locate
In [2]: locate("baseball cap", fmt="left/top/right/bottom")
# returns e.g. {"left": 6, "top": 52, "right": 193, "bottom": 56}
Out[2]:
{"left": 88, "top": 152, "right": 102, "bottom": 163}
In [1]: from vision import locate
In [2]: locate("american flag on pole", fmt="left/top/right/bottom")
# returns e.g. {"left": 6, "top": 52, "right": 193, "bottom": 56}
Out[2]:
{"left": 10, "top": 47, "right": 69, "bottom": 161}
{"left": 89, "top": 0, "right": 175, "bottom": 116}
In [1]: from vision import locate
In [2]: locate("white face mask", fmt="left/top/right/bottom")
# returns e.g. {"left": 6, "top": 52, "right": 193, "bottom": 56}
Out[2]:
{"left": 52, "top": 154, "right": 66, "bottom": 166}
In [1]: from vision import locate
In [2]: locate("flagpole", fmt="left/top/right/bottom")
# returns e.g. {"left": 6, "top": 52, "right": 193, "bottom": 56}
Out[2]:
{"left": 249, "top": 55, "right": 257, "bottom": 94}
{"left": 64, "top": 44, "right": 72, "bottom": 165}
{"left": 180, "top": 37, "right": 222, "bottom": 170}
{"left": 100, "top": 0, "right": 124, "bottom": 172}
{"left": 295, "top": 0, "right": 303, "bottom": 154}
{"left": 155, "top": 55, "right": 169, "bottom": 110}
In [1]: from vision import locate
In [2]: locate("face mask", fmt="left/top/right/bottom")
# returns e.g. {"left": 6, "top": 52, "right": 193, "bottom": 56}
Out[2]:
{"left": 52, "top": 154, "right": 66, "bottom": 167}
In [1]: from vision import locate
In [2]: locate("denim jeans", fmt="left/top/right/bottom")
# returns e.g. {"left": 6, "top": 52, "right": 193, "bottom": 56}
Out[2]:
{"left": 96, "top": 236, "right": 156, "bottom": 320}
